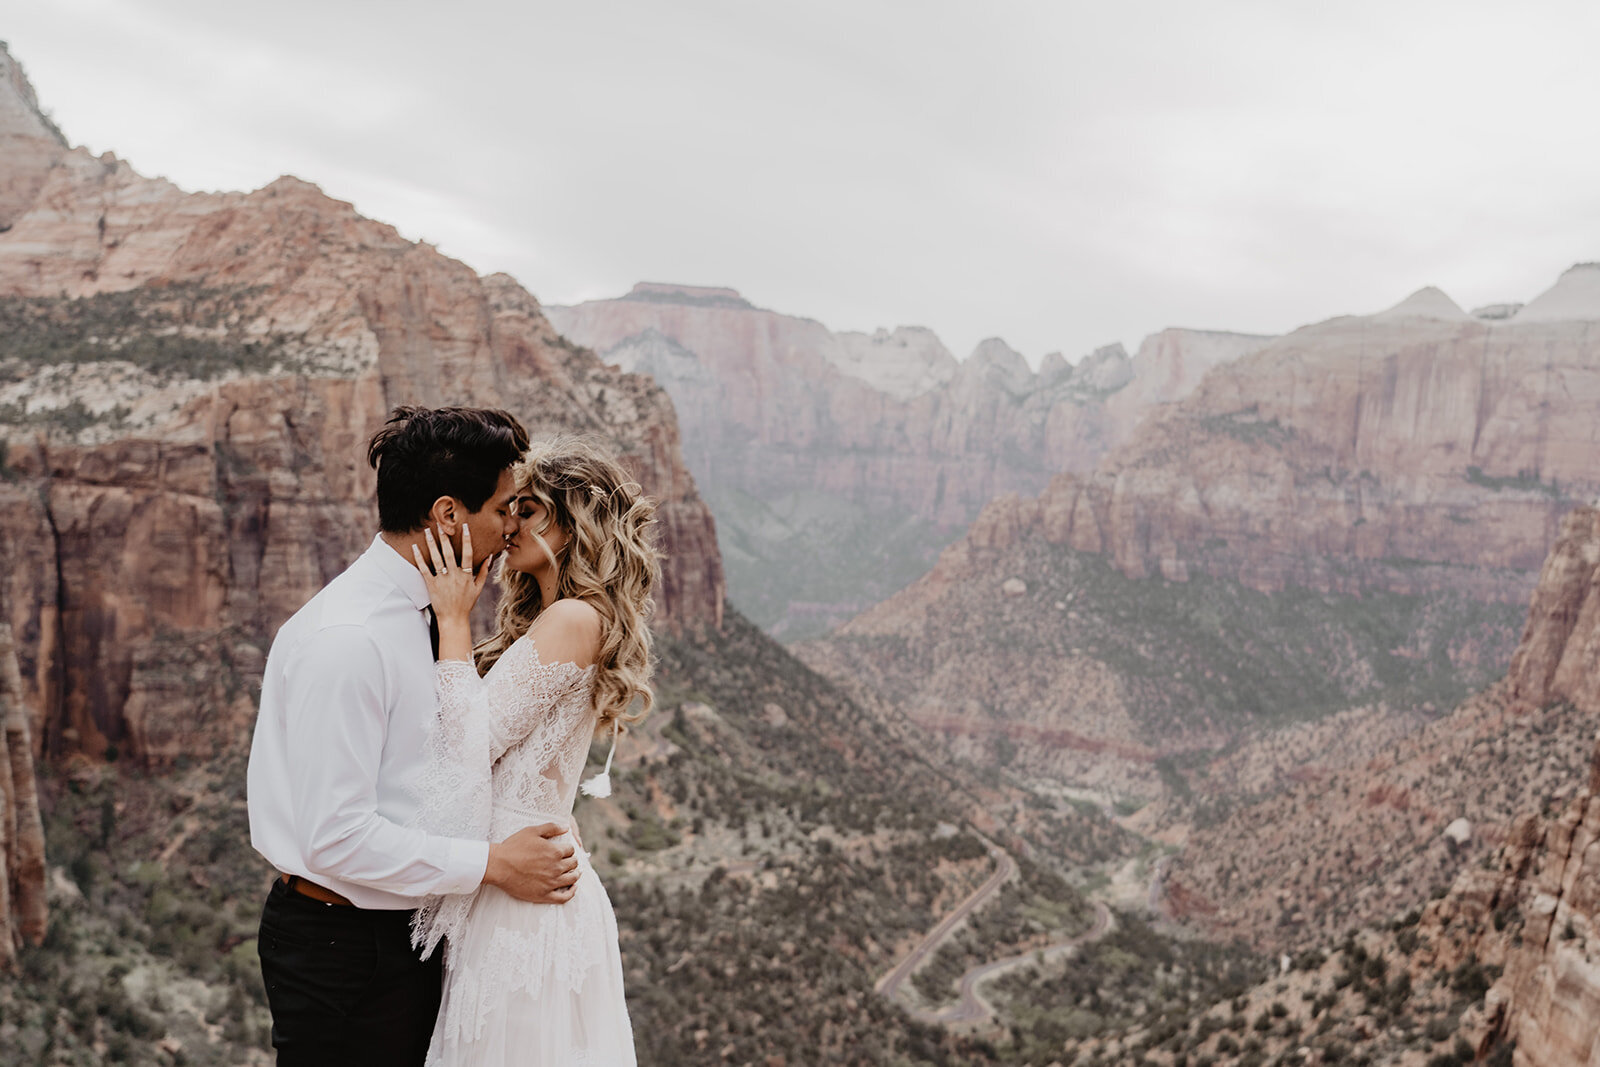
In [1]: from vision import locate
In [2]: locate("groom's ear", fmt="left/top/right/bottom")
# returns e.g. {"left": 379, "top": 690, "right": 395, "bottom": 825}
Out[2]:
{"left": 425, "top": 495, "right": 462, "bottom": 534}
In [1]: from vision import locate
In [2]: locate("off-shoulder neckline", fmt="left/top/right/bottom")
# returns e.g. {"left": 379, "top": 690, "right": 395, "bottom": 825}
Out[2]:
{"left": 513, "top": 632, "right": 597, "bottom": 677}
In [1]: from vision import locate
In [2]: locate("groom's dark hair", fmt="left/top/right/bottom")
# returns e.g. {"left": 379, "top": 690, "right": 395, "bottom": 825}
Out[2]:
{"left": 367, "top": 406, "right": 530, "bottom": 533}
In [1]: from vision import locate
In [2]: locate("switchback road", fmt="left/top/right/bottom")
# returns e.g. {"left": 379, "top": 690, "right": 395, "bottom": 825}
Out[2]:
{"left": 877, "top": 837, "right": 1116, "bottom": 1027}
{"left": 874, "top": 841, "right": 1016, "bottom": 1004}
{"left": 920, "top": 901, "right": 1112, "bottom": 1025}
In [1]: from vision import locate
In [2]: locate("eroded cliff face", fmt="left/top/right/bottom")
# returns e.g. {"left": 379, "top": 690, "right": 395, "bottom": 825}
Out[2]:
{"left": 1404, "top": 505, "right": 1600, "bottom": 1066}
{"left": 1016, "top": 282, "right": 1600, "bottom": 603}
{"left": 548, "top": 286, "right": 1270, "bottom": 519}
{"left": 0, "top": 48, "right": 723, "bottom": 767}
{"left": 547, "top": 284, "right": 1266, "bottom": 634}
{"left": 0, "top": 616, "right": 47, "bottom": 967}
{"left": 1425, "top": 788, "right": 1600, "bottom": 1066}
{"left": 0, "top": 46, "right": 66, "bottom": 230}
{"left": 801, "top": 281, "right": 1599, "bottom": 801}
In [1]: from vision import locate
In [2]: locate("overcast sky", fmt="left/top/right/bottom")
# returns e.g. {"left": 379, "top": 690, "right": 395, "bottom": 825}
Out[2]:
{"left": 6, "top": 1, "right": 1599, "bottom": 363}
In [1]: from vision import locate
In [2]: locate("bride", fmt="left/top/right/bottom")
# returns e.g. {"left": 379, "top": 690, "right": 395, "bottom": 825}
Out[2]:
{"left": 408, "top": 435, "right": 658, "bottom": 1065}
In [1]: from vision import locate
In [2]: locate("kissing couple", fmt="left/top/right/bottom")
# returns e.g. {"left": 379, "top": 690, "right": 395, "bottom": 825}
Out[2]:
{"left": 247, "top": 406, "right": 656, "bottom": 1065}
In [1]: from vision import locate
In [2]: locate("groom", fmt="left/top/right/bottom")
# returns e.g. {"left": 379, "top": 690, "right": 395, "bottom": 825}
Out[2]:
{"left": 248, "top": 406, "right": 579, "bottom": 1065}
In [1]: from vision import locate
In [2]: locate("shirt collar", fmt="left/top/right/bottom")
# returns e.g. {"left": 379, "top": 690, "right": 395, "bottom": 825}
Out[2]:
{"left": 364, "top": 533, "right": 432, "bottom": 612}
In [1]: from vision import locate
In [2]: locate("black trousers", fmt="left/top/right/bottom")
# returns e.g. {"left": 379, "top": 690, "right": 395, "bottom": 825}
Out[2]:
{"left": 257, "top": 877, "right": 442, "bottom": 1066}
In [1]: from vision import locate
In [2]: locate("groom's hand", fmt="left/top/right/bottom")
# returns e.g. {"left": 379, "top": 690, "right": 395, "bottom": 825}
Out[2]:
{"left": 483, "top": 822, "right": 580, "bottom": 904}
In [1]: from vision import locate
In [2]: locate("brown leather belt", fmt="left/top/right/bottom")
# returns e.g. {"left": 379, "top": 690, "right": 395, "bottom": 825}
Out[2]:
{"left": 279, "top": 872, "right": 353, "bottom": 906}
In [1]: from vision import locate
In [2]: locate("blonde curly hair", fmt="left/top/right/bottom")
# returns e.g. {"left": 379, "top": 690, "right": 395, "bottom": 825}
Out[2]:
{"left": 475, "top": 435, "right": 662, "bottom": 732}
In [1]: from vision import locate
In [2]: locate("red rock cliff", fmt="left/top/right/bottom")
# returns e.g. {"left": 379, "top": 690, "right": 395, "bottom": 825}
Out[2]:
{"left": 937, "top": 283, "right": 1600, "bottom": 606}
{"left": 1405, "top": 506, "right": 1600, "bottom": 1065}
{"left": 0, "top": 47, "right": 723, "bottom": 767}
{"left": 549, "top": 286, "right": 1268, "bottom": 529}
{"left": 0, "top": 616, "right": 47, "bottom": 967}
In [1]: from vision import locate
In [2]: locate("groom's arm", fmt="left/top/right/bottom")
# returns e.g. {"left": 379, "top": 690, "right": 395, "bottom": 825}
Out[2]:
{"left": 282, "top": 626, "right": 489, "bottom": 895}
{"left": 281, "top": 625, "right": 580, "bottom": 903}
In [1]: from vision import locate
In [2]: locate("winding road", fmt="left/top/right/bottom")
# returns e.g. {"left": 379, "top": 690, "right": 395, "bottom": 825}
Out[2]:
{"left": 916, "top": 900, "right": 1113, "bottom": 1025}
{"left": 874, "top": 842, "right": 1016, "bottom": 1003}
{"left": 877, "top": 839, "right": 1115, "bottom": 1026}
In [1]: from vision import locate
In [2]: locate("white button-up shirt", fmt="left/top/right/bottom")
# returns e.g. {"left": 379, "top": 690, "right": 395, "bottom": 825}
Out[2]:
{"left": 248, "top": 534, "right": 489, "bottom": 909}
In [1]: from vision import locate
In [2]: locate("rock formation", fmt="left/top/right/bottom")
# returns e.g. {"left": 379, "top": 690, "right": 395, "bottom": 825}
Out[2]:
{"left": 549, "top": 283, "right": 1267, "bottom": 634}
{"left": 1514, "top": 260, "right": 1600, "bottom": 323}
{"left": 0, "top": 44, "right": 723, "bottom": 767}
{"left": 0, "top": 44, "right": 66, "bottom": 230}
{"left": 1397, "top": 504, "right": 1600, "bottom": 1065}
{"left": 799, "top": 268, "right": 1599, "bottom": 807}
{"left": 1155, "top": 508, "right": 1600, "bottom": 957}
{"left": 0, "top": 616, "right": 46, "bottom": 968}
{"left": 992, "top": 272, "right": 1600, "bottom": 602}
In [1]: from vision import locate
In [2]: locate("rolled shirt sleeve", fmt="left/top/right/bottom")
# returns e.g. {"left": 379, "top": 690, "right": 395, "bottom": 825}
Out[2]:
{"left": 282, "top": 625, "right": 488, "bottom": 897}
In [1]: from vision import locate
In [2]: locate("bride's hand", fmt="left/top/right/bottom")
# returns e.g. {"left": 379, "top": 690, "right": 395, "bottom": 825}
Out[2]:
{"left": 413, "top": 523, "right": 489, "bottom": 625}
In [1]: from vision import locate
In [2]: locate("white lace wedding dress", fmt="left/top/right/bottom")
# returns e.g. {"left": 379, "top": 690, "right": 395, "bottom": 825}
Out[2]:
{"left": 410, "top": 634, "right": 636, "bottom": 1066}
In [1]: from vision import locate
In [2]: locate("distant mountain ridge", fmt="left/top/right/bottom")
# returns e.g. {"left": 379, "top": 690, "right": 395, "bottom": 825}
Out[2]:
{"left": 799, "top": 261, "right": 1600, "bottom": 803}
{"left": 1030, "top": 264, "right": 1600, "bottom": 600}
{"left": 548, "top": 283, "right": 1269, "bottom": 637}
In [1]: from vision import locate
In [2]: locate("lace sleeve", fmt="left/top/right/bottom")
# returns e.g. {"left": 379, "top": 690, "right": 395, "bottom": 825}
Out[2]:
{"left": 415, "top": 660, "right": 495, "bottom": 841}
{"left": 479, "top": 638, "right": 593, "bottom": 764}
{"left": 410, "top": 659, "right": 495, "bottom": 960}
{"left": 409, "top": 641, "right": 593, "bottom": 960}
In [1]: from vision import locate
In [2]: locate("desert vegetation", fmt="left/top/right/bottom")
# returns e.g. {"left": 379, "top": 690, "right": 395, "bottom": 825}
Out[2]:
{"left": 0, "top": 610, "right": 1145, "bottom": 1065}
{"left": 0, "top": 287, "right": 289, "bottom": 385}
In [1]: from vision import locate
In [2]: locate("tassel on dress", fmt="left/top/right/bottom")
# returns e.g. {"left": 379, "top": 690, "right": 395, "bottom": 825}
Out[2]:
{"left": 580, "top": 720, "right": 619, "bottom": 798}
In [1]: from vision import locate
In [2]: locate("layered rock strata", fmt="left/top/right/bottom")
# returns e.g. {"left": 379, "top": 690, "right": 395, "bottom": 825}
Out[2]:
{"left": 1011, "top": 277, "right": 1600, "bottom": 603}
{"left": 801, "top": 275, "right": 1598, "bottom": 802}
{"left": 548, "top": 284, "right": 1267, "bottom": 633}
{"left": 0, "top": 45, "right": 723, "bottom": 766}
{"left": 548, "top": 286, "right": 1269, "bottom": 521}
{"left": 0, "top": 45, "right": 66, "bottom": 229}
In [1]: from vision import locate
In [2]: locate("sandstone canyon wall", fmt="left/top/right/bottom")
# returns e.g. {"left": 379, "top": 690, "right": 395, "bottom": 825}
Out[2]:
{"left": 1020, "top": 279, "right": 1600, "bottom": 602}
{"left": 801, "top": 278, "right": 1599, "bottom": 791}
{"left": 1394, "top": 504, "right": 1600, "bottom": 1066}
{"left": 0, "top": 44, "right": 723, "bottom": 770}
{"left": 547, "top": 284, "right": 1268, "bottom": 636}
{"left": 0, "top": 44, "right": 66, "bottom": 230}
{"left": 0, "top": 616, "right": 46, "bottom": 969}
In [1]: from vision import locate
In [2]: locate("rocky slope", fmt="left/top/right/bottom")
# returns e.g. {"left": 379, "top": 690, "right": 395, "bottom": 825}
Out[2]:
{"left": 0, "top": 44, "right": 722, "bottom": 768}
{"left": 1162, "top": 505, "right": 1600, "bottom": 944}
{"left": 1199, "top": 502, "right": 1600, "bottom": 1067}
{"left": 983, "top": 504, "right": 1600, "bottom": 1067}
{"left": 800, "top": 524, "right": 1526, "bottom": 799}
{"left": 1158, "top": 677, "right": 1589, "bottom": 952}
{"left": 802, "top": 274, "right": 1600, "bottom": 795}
{"left": 1412, "top": 501, "right": 1600, "bottom": 1066}
{"left": 548, "top": 284, "right": 1267, "bottom": 636}
{"left": 0, "top": 604, "right": 1131, "bottom": 1064}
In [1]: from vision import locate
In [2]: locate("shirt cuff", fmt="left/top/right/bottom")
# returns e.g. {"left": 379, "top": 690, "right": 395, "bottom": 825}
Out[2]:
{"left": 439, "top": 837, "right": 491, "bottom": 895}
